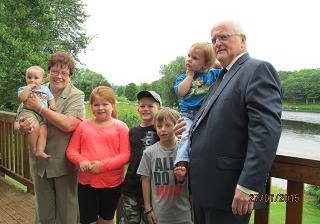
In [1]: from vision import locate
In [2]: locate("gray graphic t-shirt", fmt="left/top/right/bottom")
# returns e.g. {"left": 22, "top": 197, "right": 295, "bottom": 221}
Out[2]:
{"left": 137, "top": 142, "right": 193, "bottom": 224}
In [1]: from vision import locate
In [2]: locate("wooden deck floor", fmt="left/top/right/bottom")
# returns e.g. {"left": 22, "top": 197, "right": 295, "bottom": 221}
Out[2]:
{"left": 0, "top": 177, "right": 35, "bottom": 224}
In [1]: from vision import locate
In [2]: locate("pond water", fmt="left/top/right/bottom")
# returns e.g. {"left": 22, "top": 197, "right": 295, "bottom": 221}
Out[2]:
{"left": 273, "top": 111, "right": 320, "bottom": 188}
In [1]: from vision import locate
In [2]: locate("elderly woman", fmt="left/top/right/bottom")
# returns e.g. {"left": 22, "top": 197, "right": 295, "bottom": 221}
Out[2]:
{"left": 16, "top": 52, "right": 85, "bottom": 223}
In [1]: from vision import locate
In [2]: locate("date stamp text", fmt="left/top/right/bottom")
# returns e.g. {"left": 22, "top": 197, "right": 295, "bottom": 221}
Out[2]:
{"left": 249, "top": 193, "right": 300, "bottom": 203}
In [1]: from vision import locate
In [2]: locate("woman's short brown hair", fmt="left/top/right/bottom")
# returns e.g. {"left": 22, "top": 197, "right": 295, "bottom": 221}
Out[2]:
{"left": 48, "top": 52, "right": 75, "bottom": 76}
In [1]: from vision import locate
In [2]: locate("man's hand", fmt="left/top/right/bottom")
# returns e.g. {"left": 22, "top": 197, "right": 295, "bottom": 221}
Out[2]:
{"left": 173, "top": 117, "right": 186, "bottom": 139}
{"left": 232, "top": 188, "right": 254, "bottom": 215}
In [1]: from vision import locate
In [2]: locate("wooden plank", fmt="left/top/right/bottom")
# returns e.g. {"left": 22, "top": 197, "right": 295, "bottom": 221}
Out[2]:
{"left": 14, "top": 132, "right": 21, "bottom": 176}
{"left": 271, "top": 161, "right": 320, "bottom": 185}
{"left": 0, "top": 177, "right": 35, "bottom": 224}
{"left": 274, "top": 155, "right": 320, "bottom": 168}
{"left": 0, "top": 121, "right": 3, "bottom": 167}
{"left": 0, "top": 111, "right": 17, "bottom": 123}
{"left": 23, "top": 137, "right": 31, "bottom": 181}
{"left": 285, "top": 181, "right": 304, "bottom": 224}
{"left": 0, "top": 166, "right": 34, "bottom": 193}
{"left": 9, "top": 124, "right": 15, "bottom": 173}
{"left": 4, "top": 122, "right": 9, "bottom": 168}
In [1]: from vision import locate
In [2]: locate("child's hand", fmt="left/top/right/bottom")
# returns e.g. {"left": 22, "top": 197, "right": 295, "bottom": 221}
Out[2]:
{"left": 89, "top": 161, "right": 101, "bottom": 174}
{"left": 49, "top": 105, "right": 57, "bottom": 111}
{"left": 146, "top": 210, "right": 157, "bottom": 224}
{"left": 27, "top": 83, "right": 38, "bottom": 90}
{"left": 186, "top": 69, "right": 195, "bottom": 80}
{"left": 79, "top": 161, "right": 92, "bottom": 172}
{"left": 174, "top": 166, "right": 187, "bottom": 183}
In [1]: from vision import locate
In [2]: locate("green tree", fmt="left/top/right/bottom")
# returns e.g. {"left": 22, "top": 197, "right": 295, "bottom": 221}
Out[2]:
{"left": 115, "top": 85, "right": 125, "bottom": 97}
{"left": 124, "top": 83, "right": 138, "bottom": 101}
{"left": 150, "top": 80, "right": 163, "bottom": 97}
{"left": 0, "top": 0, "right": 90, "bottom": 111}
{"left": 139, "top": 83, "right": 151, "bottom": 92}
{"left": 307, "top": 185, "right": 320, "bottom": 207}
{"left": 158, "top": 56, "right": 185, "bottom": 107}
{"left": 280, "top": 69, "right": 320, "bottom": 104}
{"left": 72, "top": 68, "right": 110, "bottom": 101}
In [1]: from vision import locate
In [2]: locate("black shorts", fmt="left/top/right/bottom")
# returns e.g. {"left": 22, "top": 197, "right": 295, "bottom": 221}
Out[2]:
{"left": 78, "top": 183, "right": 122, "bottom": 223}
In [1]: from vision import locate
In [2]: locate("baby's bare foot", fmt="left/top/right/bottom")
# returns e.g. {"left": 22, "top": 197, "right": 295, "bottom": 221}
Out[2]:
{"left": 174, "top": 166, "right": 187, "bottom": 183}
{"left": 36, "top": 151, "right": 51, "bottom": 159}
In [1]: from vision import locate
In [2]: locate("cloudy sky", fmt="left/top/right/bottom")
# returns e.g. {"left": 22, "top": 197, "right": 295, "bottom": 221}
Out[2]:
{"left": 79, "top": 0, "right": 320, "bottom": 85}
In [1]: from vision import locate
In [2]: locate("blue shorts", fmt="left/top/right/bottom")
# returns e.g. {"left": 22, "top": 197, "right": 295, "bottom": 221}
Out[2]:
{"left": 78, "top": 183, "right": 122, "bottom": 223}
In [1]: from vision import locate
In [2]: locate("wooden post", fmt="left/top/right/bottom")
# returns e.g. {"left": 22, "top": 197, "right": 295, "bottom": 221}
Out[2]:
{"left": 285, "top": 180, "right": 304, "bottom": 224}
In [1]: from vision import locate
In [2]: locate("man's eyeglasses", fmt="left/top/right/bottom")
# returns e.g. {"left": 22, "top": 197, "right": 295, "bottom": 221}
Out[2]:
{"left": 211, "top": 34, "right": 240, "bottom": 44}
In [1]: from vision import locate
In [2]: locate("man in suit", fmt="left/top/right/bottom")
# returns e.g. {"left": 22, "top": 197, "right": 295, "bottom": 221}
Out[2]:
{"left": 188, "top": 20, "right": 282, "bottom": 223}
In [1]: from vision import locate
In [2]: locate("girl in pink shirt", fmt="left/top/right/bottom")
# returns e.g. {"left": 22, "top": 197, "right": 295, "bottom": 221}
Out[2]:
{"left": 66, "top": 86, "right": 130, "bottom": 224}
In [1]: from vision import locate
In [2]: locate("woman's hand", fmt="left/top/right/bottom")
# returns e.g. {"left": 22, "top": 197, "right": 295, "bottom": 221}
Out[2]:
{"left": 17, "top": 117, "right": 36, "bottom": 134}
{"left": 23, "top": 93, "right": 42, "bottom": 112}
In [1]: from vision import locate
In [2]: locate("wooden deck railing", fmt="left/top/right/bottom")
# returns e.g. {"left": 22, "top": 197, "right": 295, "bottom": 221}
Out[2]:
{"left": 0, "top": 111, "right": 319, "bottom": 223}
{"left": 0, "top": 111, "right": 33, "bottom": 193}
{"left": 255, "top": 155, "right": 320, "bottom": 224}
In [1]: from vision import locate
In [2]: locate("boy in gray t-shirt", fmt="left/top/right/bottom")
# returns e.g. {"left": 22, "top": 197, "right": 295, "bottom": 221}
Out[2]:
{"left": 137, "top": 107, "right": 193, "bottom": 224}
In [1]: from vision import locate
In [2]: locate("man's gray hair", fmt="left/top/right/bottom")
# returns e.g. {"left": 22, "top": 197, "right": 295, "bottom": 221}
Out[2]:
{"left": 212, "top": 20, "right": 246, "bottom": 35}
{"left": 230, "top": 20, "right": 245, "bottom": 35}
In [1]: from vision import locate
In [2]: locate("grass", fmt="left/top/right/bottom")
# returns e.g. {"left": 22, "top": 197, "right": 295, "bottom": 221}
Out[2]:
{"left": 4, "top": 175, "right": 27, "bottom": 192}
{"left": 249, "top": 186, "right": 320, "bottom": 223}
{"left": 283, "top": 102, "right": 320, "bottom": 113}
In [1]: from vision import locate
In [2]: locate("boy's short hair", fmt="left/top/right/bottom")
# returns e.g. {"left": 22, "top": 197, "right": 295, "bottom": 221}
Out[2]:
{"left": 154, "top": 107, "right": 180, "bottom": 125}
{"left": 137, "top": 90, "right": 162, "bottom": 106}
{"left": 26, "top": 66, "right": 45, "bottom": 77}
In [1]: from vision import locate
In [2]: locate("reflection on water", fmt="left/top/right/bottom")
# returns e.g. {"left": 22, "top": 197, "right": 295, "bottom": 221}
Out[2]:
{"left": 278, "top": 120, "right": 320, "bottom": 160}
{"left": 282, "top": 111, "right": 320, "bottom": 124}
{"left": 282, "top": 120, "right": 320, "bottom": 135}
{"left": 274, "top": 118, "right": 320, "bottom": 188}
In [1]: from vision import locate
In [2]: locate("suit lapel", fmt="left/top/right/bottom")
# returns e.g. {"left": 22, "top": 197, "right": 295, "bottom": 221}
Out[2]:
{"left": 193, "top": 53, "right": 250, "bottom": 131}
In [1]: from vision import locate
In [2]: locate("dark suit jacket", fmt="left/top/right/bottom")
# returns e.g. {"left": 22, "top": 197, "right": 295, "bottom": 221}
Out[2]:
{"left": 189, "top": 53, "right": 282, "bottom": 211}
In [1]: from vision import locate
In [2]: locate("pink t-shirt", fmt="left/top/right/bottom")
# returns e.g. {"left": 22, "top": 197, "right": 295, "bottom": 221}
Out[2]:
{"left": 66, "top": 119, "right": 130, "bottom": 188}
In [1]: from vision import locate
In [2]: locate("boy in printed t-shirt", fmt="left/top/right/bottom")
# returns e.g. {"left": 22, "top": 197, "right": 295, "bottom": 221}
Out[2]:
{"left": 120, "top": 90, "right": 162, "bottom": 224}
{"left": 137, "top": 107, "right": 193, "bottom": 224}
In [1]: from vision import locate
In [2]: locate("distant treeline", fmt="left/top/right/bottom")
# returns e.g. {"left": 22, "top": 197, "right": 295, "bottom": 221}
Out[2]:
{"left": 280, "top": 69, "right": 320, "bottom": 104}
{"left": 116, "top": 58, "right": 320, "bottom": 108}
